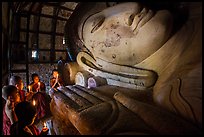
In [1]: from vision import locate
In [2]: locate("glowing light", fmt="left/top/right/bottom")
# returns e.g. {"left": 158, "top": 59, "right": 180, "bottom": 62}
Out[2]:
{"left": 32, "top": 50, "right": 37, "bottom": 58}
{"left": 63, "top": 37, "right": 65, "bottom": 44}
{"left": 33, "top": 100, "right": 36, "bottom": 106}
{"left": 28, "top": 85, "right": 31, "bottom": 92}
{"left": 43, "top": 122, "right": 47, "bottom": 128}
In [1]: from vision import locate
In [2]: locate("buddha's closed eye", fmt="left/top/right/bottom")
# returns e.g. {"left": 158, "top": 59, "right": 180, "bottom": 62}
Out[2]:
{"left": 91, "top": 17, "right": 105, "bottom": 33}
{"left": 127, "top": 14, "right": 136, "bottom": 26}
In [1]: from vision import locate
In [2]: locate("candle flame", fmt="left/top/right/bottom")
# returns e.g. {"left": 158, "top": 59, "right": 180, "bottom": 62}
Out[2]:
{"left": 33, "top": 100, "right": 36, "bottom": 106}
{"left": 28, "top": 86, "right": 31, "bottom": 92}
{"left": 38, "top": 82, "right": 40, "bottom": 86}
{"left": 43, "top": 122, "right": 47, "bottom": 128}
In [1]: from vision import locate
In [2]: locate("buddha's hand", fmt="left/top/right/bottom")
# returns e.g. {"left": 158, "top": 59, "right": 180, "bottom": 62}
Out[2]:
{"left": 53, "top": 85, "right": 116, "bottom": 135}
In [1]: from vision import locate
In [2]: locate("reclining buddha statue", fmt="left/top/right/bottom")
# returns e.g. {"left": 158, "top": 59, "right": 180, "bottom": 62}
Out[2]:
{"left": 49, "top": 2, "right": 202, "bottom": 135}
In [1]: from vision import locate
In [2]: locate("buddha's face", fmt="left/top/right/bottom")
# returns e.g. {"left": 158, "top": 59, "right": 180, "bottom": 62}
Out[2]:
{"left": 81, "top": 2, "right": 173, "bottom": 66}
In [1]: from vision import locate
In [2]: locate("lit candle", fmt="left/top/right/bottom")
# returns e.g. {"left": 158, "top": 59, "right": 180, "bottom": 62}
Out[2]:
{"left": 38, "top": 82, "right": 40, "bottom": 91}
{"left": 57, "top": 73, "right": 59, "bottom": 78}
{"left": 33, "top": 100, "right": 36, "bottom": 106}
{"left": 28, "top": 85, "right": 31, "bottom": 92}
{"left": 43, "top": 122, "right": 47, "bottom": 128}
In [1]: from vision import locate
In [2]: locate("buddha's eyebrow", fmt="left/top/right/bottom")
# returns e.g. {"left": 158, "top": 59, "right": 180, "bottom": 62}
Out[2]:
{"left": 81, "top": 11, "right": 101, "bottom": 41}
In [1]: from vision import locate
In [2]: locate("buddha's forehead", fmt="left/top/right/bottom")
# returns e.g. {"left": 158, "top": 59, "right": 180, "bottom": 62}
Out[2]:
{"left": 102, "top": 2, "right": 141, "bottom": 16}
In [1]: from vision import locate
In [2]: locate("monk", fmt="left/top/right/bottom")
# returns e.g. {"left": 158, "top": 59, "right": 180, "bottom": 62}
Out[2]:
{"left": 29, "top": 73, "right": 46, "bottom": 93}
{"left": 9, "top": 76, "right": 29, "bottom": 101}
{"left": 2, "top": 85, "right": 21, "bottom": 135}
{"left": 50, "top": 69, "right": 64, "bottom": 89}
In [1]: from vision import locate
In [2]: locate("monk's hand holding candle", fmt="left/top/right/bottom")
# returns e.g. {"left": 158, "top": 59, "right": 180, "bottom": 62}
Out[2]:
{"left": 28, "top": 85, "right": 31, "bottom": 92}
{"left": 56, "top": 74, "right": 62, "bottom": 87}
{"left": 32, "top": 100, "right": 36, "bottom": 106}
{"left": 40, "top": 122, "right": 49, "bottom": 135}
{"left": 57, "top": 75, "right": 61, "bottom": 87}
{"left": 56, "top": 74, "right": 59, "bottom": 83}
{"left": 37, "top": 82, "right": 40, "bottom": 92}
{"left": 51, "top": 74, "right": 59, "bottom": 88}
{"left": 25, "top": 85, "right": 33, "bottom": 101}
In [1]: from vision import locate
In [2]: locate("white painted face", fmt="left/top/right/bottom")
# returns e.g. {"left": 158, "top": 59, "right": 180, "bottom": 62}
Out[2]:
{"left": 81, "top": 2, "right": 173, "bottom": 66}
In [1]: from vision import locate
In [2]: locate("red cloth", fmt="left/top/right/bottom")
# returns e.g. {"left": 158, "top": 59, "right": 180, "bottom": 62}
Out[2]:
{"left": 3, "top": 106, "right": 11, "bottom": 135}
{"left": 30, "top": 82, "right": 46, "bottom": 93}
{"left": 28, "top": 124, "right": 40, "bottom": 135}
{"left": 19, "top": 90, "right": 26, "bottom": 101}
{"left": 32, "top": 92, "right": 51, "bottom": 121}
{"left": 50, "top": 77, "right": 64, "bottom": 88}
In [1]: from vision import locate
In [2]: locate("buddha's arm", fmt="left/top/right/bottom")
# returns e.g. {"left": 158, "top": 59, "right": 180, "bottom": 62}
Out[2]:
{"left": 51, "top": 85, "right": 154, "bottom": 135}
{"left": 114, "top": 92, "right": 202, "bottom": 135}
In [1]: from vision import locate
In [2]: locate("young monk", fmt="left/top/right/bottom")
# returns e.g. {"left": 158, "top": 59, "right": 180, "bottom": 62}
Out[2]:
{"left": 2, "top": 85, "right": 21, "bottom": 135}
{"left": 9, "top": 75, "right": 33, "bottom": 101}
{"left": 32, "top": 92, "right": 51, "bottom": 123}
{"left": 50, "top": 69, "right": 64, "bottom": 89}
{"left": 27, "top": 73, "right": 52, "bottom": 122}
{"left": 29, "top": 73, "right": 46, "bottom": 93}
{"left": 10, "top": 101, "right": 49, "bottom": 135}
